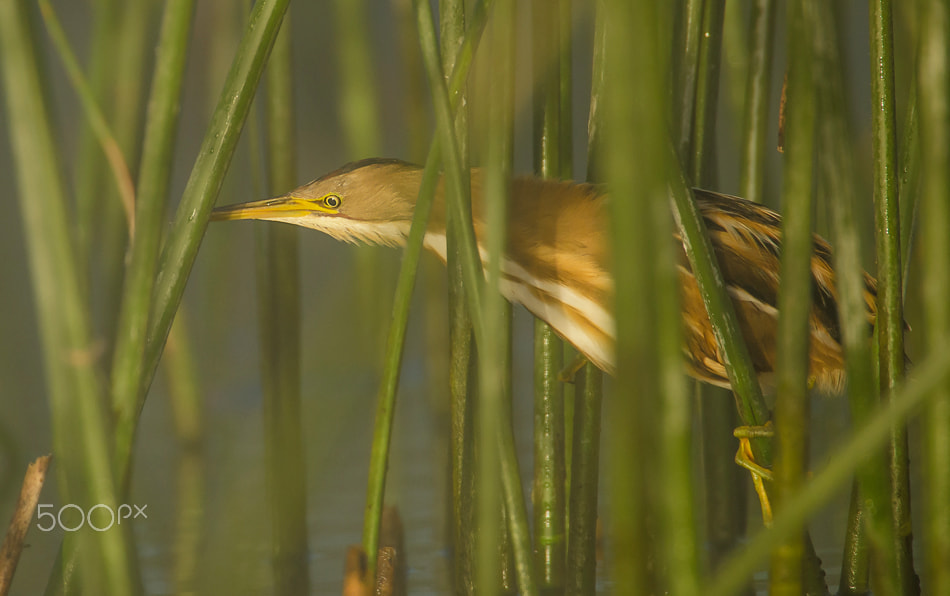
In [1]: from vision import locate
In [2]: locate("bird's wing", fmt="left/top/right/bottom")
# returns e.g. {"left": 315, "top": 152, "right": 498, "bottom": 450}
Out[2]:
{"left": 684, "top": 189, "right": 880, "bottom": 392}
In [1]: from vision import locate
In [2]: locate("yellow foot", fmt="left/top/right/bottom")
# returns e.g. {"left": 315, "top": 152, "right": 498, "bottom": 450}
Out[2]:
{"left": 557, "top": 353, "right": 588, "bottom": 384}
{"left": 734, "top": 422, "right": 774, "bottom": 527}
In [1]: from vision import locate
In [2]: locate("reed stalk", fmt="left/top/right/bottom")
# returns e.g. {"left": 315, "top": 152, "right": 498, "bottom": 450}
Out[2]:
{"left": 162, "top": 313, "right": 203, "bottom": 448}
{"left": 396, "top": 0, "right": 429, "bottom": 165}
{"left": 360, "top": 147, "right": 442, "bottom": 586}
{"left": 531, "top": 0, "right": 567, "bottom": 589}
{"left": 37, "top": 0, "right": 135, "bottom": 238}
{"left": 770, "top": 2, "right": 817, "bottom": 593}
{"left": 899, "top": 85, "right": 920, "bottom": 296}
{"left": 111, "top": 0, "right": 196, "bottom": 486}
{"left": 739, "top": 0, "right": 776, "bottom": 204}
{"left": 85, "top": 2, "right": 154, "bottom": 352}
{"left": 418, "top": 0, "right": 538, "bottom": 589}
{"left": 140, "top": 0, "right": 291, "bottom": 417}
{"left": 334, "top": 0, "right": 389, "bottom": 352}
{"left": 869, "top": 1, "right": 918, "bottom": 592}
{"left": 690, "top": 0, "right": 725, "bottom": 184}
{"left": 258, "top": 13, "right": 310, "bottom": 594}
{"left": 679, "top": 1, "right": 753, "bottom": 582}
{"left": 721, "top": 2, "right": 748, "bottom": 133}
{"left": 438, "top": 1, "right": 478, "bottom": 591}
{"left": 362, "top": 0, "right": 495, "bottom": 584}
{"left": 0, "top": 1, "right": 138, "bottom": 593}
{"left": 672, "top": 0, "right": 705, "bottom": 162}
{"left": 668, "top": 1, "right": 824, "bottom": 589}
{"left": 477, "top": 3, "right": 516, "bottom": 588}
{"left": 564, "top": 8, "right": 606, "bottom": 592}
{"left": 557, "top": 0, "right": 573, "bottom": 175}
{"left": 807, "top": 2, "right": 895, "bottom": 592}
{"left": 413, "top": 0, "right": 482, "bottom": 328}
{"left": 604, "top": 0, "right": 668, "bottom": 592}
{"left": 668, "top": 159, "right": 770, "bottom": 445}
{"left": 917, "top": 2, "right": 950, "bottom": 593}
{"left": 657, "top": 19, "right": 702, "bottom": 588}
{"left": 482, "top": 4, "right": 539, "bottom": 590}
{"left": 5, "top": 1, "right": 947, "bottom": 593}
{"left": 565, "top": 364, "right": 602, "bottom": 595}
{"left": 72, "top": 0, "right": 119, "bottom": 279}
{"left": 708, "top": 342, "right": 950, "bottom": 596}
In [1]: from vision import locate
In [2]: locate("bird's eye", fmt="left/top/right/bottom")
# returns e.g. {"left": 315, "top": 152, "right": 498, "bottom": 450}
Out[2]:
{"left": 323, "top": 194, "right": 342, "bottom": 209}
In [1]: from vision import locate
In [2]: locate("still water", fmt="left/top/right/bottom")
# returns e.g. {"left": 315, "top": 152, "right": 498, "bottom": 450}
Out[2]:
{"left": 1, "top": 230, "right": 923, "bottom": 593}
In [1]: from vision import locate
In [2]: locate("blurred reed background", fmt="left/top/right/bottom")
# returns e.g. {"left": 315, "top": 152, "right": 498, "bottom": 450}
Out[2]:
{"left": 0, "top": 0, "right": 948, "bottom": 595}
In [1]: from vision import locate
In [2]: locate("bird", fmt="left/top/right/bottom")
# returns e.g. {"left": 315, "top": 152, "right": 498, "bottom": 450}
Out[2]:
{"left": 211, "top": 157, "right": 880, "bottom": 393}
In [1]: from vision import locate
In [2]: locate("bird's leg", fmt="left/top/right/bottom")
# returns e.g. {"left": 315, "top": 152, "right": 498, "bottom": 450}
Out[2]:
{"left": 557, "top": 352, "right": 588, "bottom": 384}
{"left": 733, "top": 421, "right": 774, "bottom": 527}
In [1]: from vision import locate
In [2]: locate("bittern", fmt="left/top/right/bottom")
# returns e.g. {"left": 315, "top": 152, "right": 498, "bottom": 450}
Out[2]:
{"left": 212, "top": 157, "right": 879, "bottom": 393}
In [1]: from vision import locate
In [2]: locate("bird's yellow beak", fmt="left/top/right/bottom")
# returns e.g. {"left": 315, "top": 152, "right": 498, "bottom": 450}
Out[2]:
{"left": 211, "top": 196, "right": 333, "bottom": 222}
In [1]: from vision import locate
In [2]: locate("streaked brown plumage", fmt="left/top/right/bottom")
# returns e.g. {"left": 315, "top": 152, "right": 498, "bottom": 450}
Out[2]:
{"left": 212, "top": 158, "right": 879, "bottom": 393}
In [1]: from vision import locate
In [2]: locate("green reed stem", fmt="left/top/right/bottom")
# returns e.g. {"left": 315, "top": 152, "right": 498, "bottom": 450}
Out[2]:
{"left": 438, "top": 0, "right": 477, "bottom": 591}
{"left": 808, "top": 3, "right": 893, "bottom": 592}
{"left": 739, "top": 0, "right": 776, "bottom": 203}
{"left": 870, "top": 0, "right": 906, "bottom": 392}
{"left": 396, "top": 0, "right": 428, "bottom": 163}
{"left": 112, "top": 0, "right": 196, "bottom": 487}
{"left": 869, "top": 1, "right": 918, "bottom": 592}
{"left": 137, "top": 2, "right": 290, "bottom": 500}
{"left": 668, "top": 162, "right": 769, "bottom": 436}
{"left": 361, "top": 150, "right": 442, "bottom": 586}
{"left": 721, "top": 1, "right": 748, "bottom": 126}
{"left": 334, "top": 0, "right": 382, "bottom": 158}
{"left": 699, "top": 388, "right": 751, "bottom": 584}
{"left": 334, "top": 0, "right": 388, "bottom": 352}
{"left": 72, "top": 0, "right": 117, "bottom": 278}
{"left": 564, "top": 12, "right": 606, "bottom": 592}
{"left": 413, "top": 0, "right": 484, "bottom": 330}
{"left": 0, "top": 2, "right": 138, "bottom": 594}
{"left": 171, "top": 448, "right": 203, "bottom": 593}
{"left": 666, "top": 0, "right": 769, "bottom": 465}
{"left": 448, "top": 279, "right": 478, "bottom": 594}
{"left": 770, "top": 3, "right": 816, "bottom": 593}
{"left": 670, "top": 151, "right": 832, "bottom": 592}
{"left": 481, "top": 4, "right": 537, "bottom": 593}
{"left": 657, "top": 171, "right": 701, "bottom": 595}
{"left": 37, "top": 0, "right": 136, "bottom": 238}
{"left": 257, "top": 14, "right": 310, "bottom": 595}
{"left": 89, "top": 2, "right": 155, "bottom": 349}
{"left": 435, "top": 0, "right": 534, "bottom": 588}
{"left": 672, "top": 0, "right": 704, "bottom": 161}
{"left": 362, "top": 1, "right": 495, "bottom": 585}
{"left": 898, "top": 84, "right": 920, "bottom": 297}
{"left": 479, "top": 158, "right": 515, "bottom": 595}
{"left": 707, "top": 342, "right": 950, "bottom": 596}
{"left": 604, "top": 0, "right": 669, "bottom": 592}
{"left": 680, "top": 1, "right": 751, "bottom": 585}
{"left": 530, "top": 328, "right": 565, "bottom": 590}
{"left": 837, "top": 483, "right": 871, "bottom": 594}
{"left": 565, "top": 364, "right": 602, "bottom": 595}
{"left": 531, "top": 0, "right": 567, "bottom": 589}
{"left": 557, "top": 0, "right": 572, "bottom": 176}
{"left": 163, "top": 312, "right": 203, "bottom": 448}
{"left": 39, "top": 0, "right": 135, "bottom": 228}
{"left": 917, "top": 1, "right": 950, "bottom": 592}
{"left": 108, "top": 2, "right": 153, "bottom": 160}
{"left": 690, "top": 0, "right": 725, "bottom": 184}
{"left": 443, "top": 0, "right": 492, "bottom": 115}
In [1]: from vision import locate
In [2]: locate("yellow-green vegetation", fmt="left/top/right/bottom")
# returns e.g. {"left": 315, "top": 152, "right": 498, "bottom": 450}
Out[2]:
{"left": 0, "top": 1, "right": 947, "bottom": 595}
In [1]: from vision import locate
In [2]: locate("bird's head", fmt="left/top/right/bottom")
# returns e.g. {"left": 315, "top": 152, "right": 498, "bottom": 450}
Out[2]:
{"left": 211, "top": 158, "right": 424, "bottom": 246}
